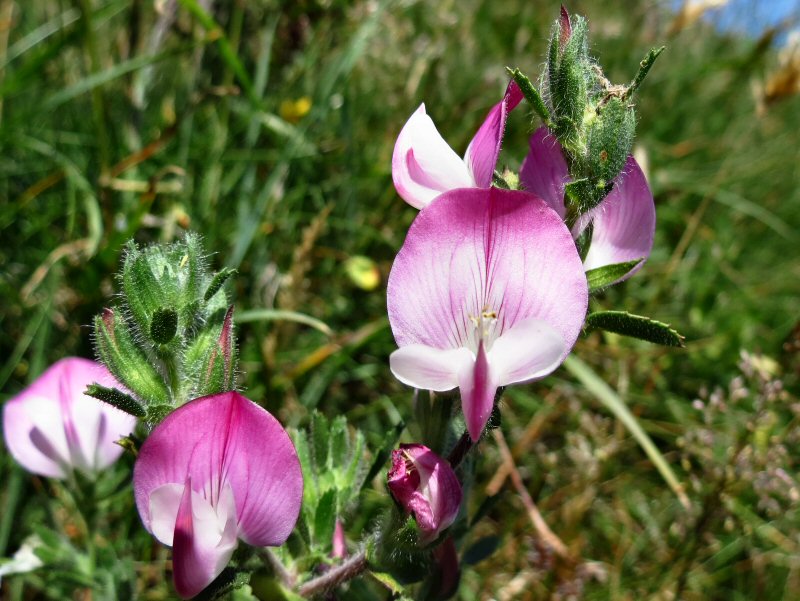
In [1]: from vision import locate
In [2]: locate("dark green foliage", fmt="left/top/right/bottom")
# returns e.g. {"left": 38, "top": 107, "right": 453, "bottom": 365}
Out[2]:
{"left": 586, "top": 310, "right": 686, "bottom": 347}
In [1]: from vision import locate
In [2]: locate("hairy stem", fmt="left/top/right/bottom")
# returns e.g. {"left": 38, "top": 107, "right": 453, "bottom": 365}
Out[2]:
{"left": 297, "top": 548, "right": 367, "bottom": 598}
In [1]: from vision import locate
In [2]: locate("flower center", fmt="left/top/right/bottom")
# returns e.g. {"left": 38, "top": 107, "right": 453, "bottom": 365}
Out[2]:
{"left": 467, "top": 306, "right": 499, "bottom": 352}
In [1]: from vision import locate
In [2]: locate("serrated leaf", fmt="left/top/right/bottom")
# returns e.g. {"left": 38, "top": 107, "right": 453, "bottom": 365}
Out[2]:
{"left": 313, "top": 488, "right": 337, "bottom": 550}
{"left": 311, "top": 412, "right": 330, "bottom": 471}
{"left": 204, "top": 267, "right": 237, "bottom": 302}
{"left": 329, "top": 415, "right": 349, "bottom": 470}
{"left": 586, "top": 310, "right": 685, "bottom": 347}
{"left": 370, "top": 570, "right": 409, "bottom": 596}
{"left": 586, "top": 259, "right": 643, "bottom": 292}
{"left": 291, "top": 430, "right": 317, "bottom": 505}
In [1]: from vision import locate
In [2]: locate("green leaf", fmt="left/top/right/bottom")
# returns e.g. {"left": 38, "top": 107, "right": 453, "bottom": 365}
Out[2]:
{"left": 563, "top": 356, "right": 690, "bottom": 508}
{"left": 311, "top": 412, "right": 330, "bottom": 471}
{"left": 364, "top": 421, "right": 405, "bottom": 488}
{"left": 506, "top": 67, "right": 550, "bottom": 126}
{"left": 462, "top": 536, "right": 501, "bottom": 566}
{"left": 84, "top": 384, "right": 145, "bottom": 418}
{"left": 329, "top": 415, "right": 349, "bottom": 471}
{"left": 586, "top": 259, "right": 643, "bottom": 292}
{"left": 586, "top": 310, "right": 685, "bottom": 347}
{"left": 313, "top": 488, "right": 337, "bottom": 549}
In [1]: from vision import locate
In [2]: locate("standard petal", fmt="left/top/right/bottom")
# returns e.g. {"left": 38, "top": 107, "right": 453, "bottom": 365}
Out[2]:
{"left": 581, "top": 156, "right": 656, "bottom": 280}
{"left": 172, "top": 479, "right": 238, "bottom": 599}
{"left": 389, "top": 345, "right": 473, "bottom": 391}
{"left": 392, "top": 104, "right": 473, "bottom": 209}
{"left": 464, "top": 80, "right": 523, "bottom": 188}
{"left": 387, "top": 187, "right": 588, "bottom": 359}
{"left": 519, "top": 127, "right": 570, "bottom": 219}
{"left": 489, "top": 317, "right": 565, "bottom": 386}
{"left": 133, "top": 392, "right": 303, "bottom": 548}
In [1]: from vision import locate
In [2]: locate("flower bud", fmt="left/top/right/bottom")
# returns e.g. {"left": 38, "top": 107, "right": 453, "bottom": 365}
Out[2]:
{"left": 387, "top": 444, "right": 462, "bottom": 545}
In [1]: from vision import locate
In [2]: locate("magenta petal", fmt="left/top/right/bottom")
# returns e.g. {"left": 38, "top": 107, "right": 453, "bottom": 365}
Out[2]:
{"left": 581, "top": 156, "right": 656, "bottom": 280}
{"left": 460, "top": 342, "right": 496, "bottom": 442}
{"left": 392, "top": 104, "right": 473, "bottom": 209}
{"left": 388, "top": 444, "right": 462, "bottom": 544}
{"left": 2, "top": 358, "right": 136, "bottom": 479}
{"left": 519, "top": 127, "right": 570, "bottom": 219}
{"left": 464, "top": 80, "right": 523, "bottom": 188}
{"left": 172, "top": 478, "right": 238, "bottom": 599}
{"left": 133, "top": 392, "right": 303, "bottom": 548}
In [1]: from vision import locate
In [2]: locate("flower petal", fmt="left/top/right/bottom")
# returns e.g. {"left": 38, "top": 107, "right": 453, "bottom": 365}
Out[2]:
{"left": 2, "top": 358, "right": 135, "bottom": 479}
{"left": 389, "top": 345, "right": 473, "bottom": 391}
{"left": 489, "top": 317, "right": 565, "bottom": 385}
{"left": 464, "top": 80, "right": 523, "bottom": 187}
{"left": 581, "top": 156, "right": 655, "bottom": 280}
{"left": 387, "top": 187, "right": 587, "bottom": 359}
{"left": 133, "top": 392, "right": 303, "bottom": 548}
{"left": 459, "top": 341, "right": 497, "bottom": 442}
{"left": 172, "top": 478, "right": 238, "bottom": 599}
{"left": 519, "top": 127, "right": 570, "bottom": 219}
{"left": 392, "top": 104, "right": 473, "bottom": 209}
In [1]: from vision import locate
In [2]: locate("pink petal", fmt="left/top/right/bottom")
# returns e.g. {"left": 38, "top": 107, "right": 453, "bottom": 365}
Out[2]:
{"left": 133, "top": 391, "right": 303, "bottom": 548}
{"left": 2, "top": 358, "right": 135, "bottom": 479}
{"left": 489, "top": 317, "right": 565, "bottom": 385}
{"left": 392, "top": 104, "right": 473, "bottom": 209}
{"left": 519, "top": 127, "right": 570, "bottom": 219}
{"left": 581, "top": 156, "right": 655, "bottom": 280}
{"left": 459, "top": 341, "right": 496, "bottom": 442}
{"left": 387, "top": 187, "right": 587, "bottom": 358}
{"left": 464, "top": 80, "right": 523, "bottom": 187}
{"left": 172, "top": 478, "right": 238, "bottom": 599}
{"left": 389, "top": 344, "right": 473, "bottom": 391}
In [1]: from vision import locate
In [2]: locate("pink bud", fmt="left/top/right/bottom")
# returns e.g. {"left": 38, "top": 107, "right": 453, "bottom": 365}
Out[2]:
{"left": 559, "top": 5, "right": 572, "bottom": 50}
{"left": 332, "top": 519, "right": 347, "bottom": 559}
{"left": 387, "top": 444, "right": 462, "bottom": 544}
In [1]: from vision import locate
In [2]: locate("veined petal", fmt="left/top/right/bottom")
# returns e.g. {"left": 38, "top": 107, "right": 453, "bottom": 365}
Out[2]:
{"left": 581, "top": 156, "right": 655, "bottom": 280}
{"left": 464, "top": 80, "right": 523, "bottom": 187}
{"left": 387, "top": 187, "right": 587, "bottom": 357}
{"left": 133, "top": 392, "right": 303, "bottom": 549}
{"left": 392, "top": 104, "right": 473, "bottom": 209}
{"left": 389, "top": 345, "right": 473, "bottom": 391}
{"left": 519, "top": 127, "right": 570, "bottom": 219}
{"left": 489, "top": 317, "right": 565, "bottom": 385}
{"left": 2, "top": 358, "right": 135, "bottom": 479}
{"left": 172, "top": 478, "right": 238, "bottom": 599}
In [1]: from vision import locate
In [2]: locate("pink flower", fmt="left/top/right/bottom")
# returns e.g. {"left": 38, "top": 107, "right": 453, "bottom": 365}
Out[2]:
{"left": 2, "top": 357, "right": 136, "bottom": 479}
{"left": 133, "top": 391, "right": 303, "bottom": 599}
{"left": 387, "top": 187, "right": 588, "bottom": 441}
{"left": 392, "top": 81, "right": 522, "bottom": 209}
{"left": 520, "top": 127, "right": 656, "bottom": 283}
{"left": 388, "top": 444, "right": 462, "bottom": 544}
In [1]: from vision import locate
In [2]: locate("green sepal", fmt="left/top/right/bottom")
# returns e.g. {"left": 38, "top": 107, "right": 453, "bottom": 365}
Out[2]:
{"left": 587, "top": 95, "right": 635, "bottom": 184}
{"left": 145, "top": 404, "right": 173, "bottom": 424}
{"left": 586, "top": 310, "right": 686, "bottom": 347}
{"left": 506, "top": 67, "right": 550, "bottom": 126}
{"left": 204, "top": 267, "right": 237, "bottom": 302}
{"left": 586, "top": 259, "right": 644, "bottom": 292}
{"left": 193, "top": 567, "right": 249, "bottom": 601}
{"left": 93, "top": 312, "right": 170, "bottom": 405}
{"left": 149, "top": 307, "right": 179, "bottom": 345}
{"left": 84, "top": 383, "right": 146, "bottom": 418}
{"left": 624, "top": 46, "right": 666, "bottom": 100}
{"left": 121, "top": 242, "right": 165, "bottom": 338}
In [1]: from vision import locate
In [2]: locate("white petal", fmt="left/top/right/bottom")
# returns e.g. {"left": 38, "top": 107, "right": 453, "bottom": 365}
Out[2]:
{"left": 392, "top": 104, "right": 473, "bottom": 209}
{"left": 390, "top": 344, "right": 474, "bottom": 391}
{"left": 489, "top": 317, "right": 565, "bottom": 385}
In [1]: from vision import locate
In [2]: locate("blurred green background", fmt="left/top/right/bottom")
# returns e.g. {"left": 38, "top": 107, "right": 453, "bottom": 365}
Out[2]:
{"left": 1, "top": 0, "right": 799, "bottom": 599}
